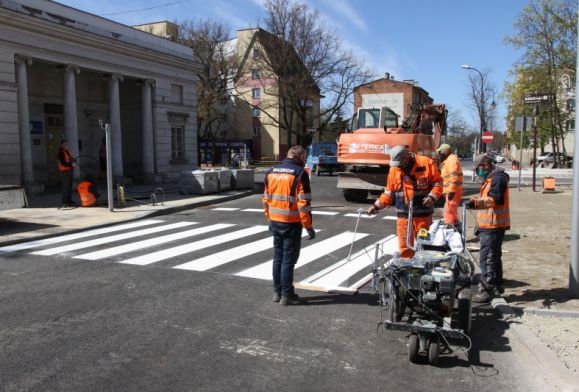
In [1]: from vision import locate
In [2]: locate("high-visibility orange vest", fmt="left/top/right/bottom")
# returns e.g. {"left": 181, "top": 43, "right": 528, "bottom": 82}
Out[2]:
{"left": 77, "top": 181, "right": 97, "bottom": 207}
{"left": 441, "top": 153, "right": 463, "bottom": 194}
{"left": 477, "top": 174, "right": 510, "bottom": 229}
{"left": 57, "top": 148, "right": 73, "bottom": 172}
{"left": 262, "top": 158, "right": 313, "bottom": 229}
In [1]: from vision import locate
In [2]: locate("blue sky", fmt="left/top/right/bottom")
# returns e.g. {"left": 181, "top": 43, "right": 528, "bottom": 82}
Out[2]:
{"left": 56, "top": 0, "right": 531, "bottom": 132}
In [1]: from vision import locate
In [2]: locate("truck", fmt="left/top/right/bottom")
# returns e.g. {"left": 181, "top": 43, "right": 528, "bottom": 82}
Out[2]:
{"left": 306, "top": 142, "right": 343, "bottom": 176}
{"left": 336, "top": 104, "right": 447, "bottom": 201}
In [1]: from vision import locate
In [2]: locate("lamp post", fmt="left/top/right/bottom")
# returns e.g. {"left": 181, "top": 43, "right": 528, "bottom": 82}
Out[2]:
{"left": 461, "top": 64, "right": 489, "bottom": 153}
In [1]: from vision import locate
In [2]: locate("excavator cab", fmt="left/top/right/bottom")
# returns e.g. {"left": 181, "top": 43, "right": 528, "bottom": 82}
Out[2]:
{"left": 350, "top": 107, "right": 399, "bottom": 132}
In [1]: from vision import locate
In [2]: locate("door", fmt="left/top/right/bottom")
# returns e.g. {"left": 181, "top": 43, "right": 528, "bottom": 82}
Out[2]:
{"left": 46, "top": 115, "right": 65, "bottom": 182}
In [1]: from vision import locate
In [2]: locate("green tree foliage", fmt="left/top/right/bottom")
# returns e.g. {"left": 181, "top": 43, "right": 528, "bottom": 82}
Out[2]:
{"left": 504, "top": 0, "right": 577, "bottom": 165}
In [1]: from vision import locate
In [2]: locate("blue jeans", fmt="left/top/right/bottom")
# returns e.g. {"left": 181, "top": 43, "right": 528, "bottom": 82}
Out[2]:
{"left": 479, "top": 228, "right": 506, "bottom": 287}
{"left": 270, "top": 221, "right": 302, "bottom": 297}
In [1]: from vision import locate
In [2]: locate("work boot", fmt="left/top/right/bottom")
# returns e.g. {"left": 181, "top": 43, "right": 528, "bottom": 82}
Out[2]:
{"left": 472, "top": 283, "right": 493, "bottom": 303}
{"left": 280, "top": 294, "right": 302, "bottom": 306}
{"left": 273, "top": 292, "right": 281, "bottom": 303}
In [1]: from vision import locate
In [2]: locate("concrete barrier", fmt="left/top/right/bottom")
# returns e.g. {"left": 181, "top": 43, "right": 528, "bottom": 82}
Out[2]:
{"left": 179, "top": 170, "right": 219, "bottom": 194}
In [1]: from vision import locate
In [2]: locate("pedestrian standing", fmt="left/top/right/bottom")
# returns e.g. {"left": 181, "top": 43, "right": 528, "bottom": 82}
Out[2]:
{"left": 262, "top": 145, "right": 315, "bottom": 306}
{"left": 57, "top": 139, "right": 75, "bottom": 207}
{"left": 437, "top": 143, "right": 463, "bottom": 228}
{"left": 368, "top": 145, "right": 443, "bottom": 258}
{"left": 466, "top": 154, "right": 510, "bottom": 303}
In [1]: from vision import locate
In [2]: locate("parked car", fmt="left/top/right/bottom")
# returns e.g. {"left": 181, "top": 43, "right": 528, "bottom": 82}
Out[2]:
{"left": 537, "top": 152, "right": 573, "bottom": 167}
{"left": 493, "top": 154, "right": 505, "bottom": 163}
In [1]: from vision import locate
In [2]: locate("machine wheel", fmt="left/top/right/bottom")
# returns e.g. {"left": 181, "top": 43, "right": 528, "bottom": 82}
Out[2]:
{"left": 343, "top": 189, "right": 368, "bottom": 202}
{"left": 457, "top": 288, "right": 472, "bottom": 335}
{"left": 408, "top": 334, "right": 420, "bottom": 363}
{"left": 428, "top": 337, "right": 440, "bottom": 365}
{"left": 315, "top": 165, "right": 320, "bottom": 176}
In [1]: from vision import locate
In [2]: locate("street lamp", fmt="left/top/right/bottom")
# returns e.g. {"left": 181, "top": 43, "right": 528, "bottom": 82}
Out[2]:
{"left": 461, "top": 64, "right": 488, "bottom": 153}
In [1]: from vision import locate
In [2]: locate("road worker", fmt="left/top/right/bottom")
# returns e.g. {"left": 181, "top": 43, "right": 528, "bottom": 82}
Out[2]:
{"left": 262, "top": 145, "right": 315, "bottom": 306}
{"left": 437, "top": 143, "right": 463, "bottom": 227}
{"left": 368, "top": 145, "right": 443, "bottom": 258}
{"left": 77, "top": 174, "right": 100, "bottom": 207}
{"left": 57, "top": 139, "right": 75, "bottom": 207}
{"left": 466, "top": 154, "right": 510, "bottom": 303}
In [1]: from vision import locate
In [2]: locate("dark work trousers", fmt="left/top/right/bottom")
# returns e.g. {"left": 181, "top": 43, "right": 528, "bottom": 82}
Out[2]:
{"left": 60, "top": 170, "right": 73, "bottom": 205}
{"left": 270, "top": 221, "right": 302, "bottom": 297}
{"left": 479, "top": 228, "right": 506, "bottom": 288}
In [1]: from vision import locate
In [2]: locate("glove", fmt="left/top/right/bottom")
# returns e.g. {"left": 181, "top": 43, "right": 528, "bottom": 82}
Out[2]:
{"left": 367, "top": 205, "right": 378, "bottom": 215}
{"left": 422, "top": 195, "right": 435, "bottom": 208}
{"left": 464, "top": 199, "right": 475, "bottom": 209}
{"left": 306, "top": 227, "right": 316, "bottom": 240}
{"left": 447, "top": 192, "right": 455, "bottom": 201}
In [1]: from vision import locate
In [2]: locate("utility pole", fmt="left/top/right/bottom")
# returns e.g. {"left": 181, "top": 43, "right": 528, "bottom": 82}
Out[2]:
{"left": 569, "top": 11, "right": 579, "bottom": 297}
{"left": 532, "top": 104, "right": 539, "bottom": 192}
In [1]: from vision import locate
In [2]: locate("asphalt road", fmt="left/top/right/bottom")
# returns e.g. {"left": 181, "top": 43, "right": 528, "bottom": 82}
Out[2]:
{"left": 0, "top": 174, "right": 551, "bottom": 392}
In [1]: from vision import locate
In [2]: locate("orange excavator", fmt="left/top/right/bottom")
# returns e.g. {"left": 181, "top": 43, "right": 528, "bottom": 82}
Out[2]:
{"left": 337, "top": 104, "right": 447, "bottom": 201}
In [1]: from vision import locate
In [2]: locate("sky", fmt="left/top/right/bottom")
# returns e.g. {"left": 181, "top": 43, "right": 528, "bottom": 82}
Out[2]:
{"left": 55, "top": 0, "right": 531, "bottom": 133}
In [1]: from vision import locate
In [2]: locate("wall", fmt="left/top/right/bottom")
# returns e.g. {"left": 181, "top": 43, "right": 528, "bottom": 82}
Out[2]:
{"left": 0, "top": 47, "right": 19, "bottom": 185}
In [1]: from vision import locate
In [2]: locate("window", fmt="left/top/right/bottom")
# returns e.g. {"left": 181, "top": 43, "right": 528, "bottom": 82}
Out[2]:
{"left": 251, "top": 69, "right": 260, "bottom": 79}
{"left": 252, "top": 88, "right": 261, "bottom": 99}
{"left": 252, "top": 48, "right": 261, "bottom": 58}
{"left": 171, "top": 126, "right": 185, "bottom": 160}
{"left": 253, "top": 126, "right": 261, "bottom": 136}
{"left": 568, "top": 119, "right": 575, "bottom": 132}
{"left": 171, "top": 84, "right": 183, "bottom": 104}
{"left": 252, "top": 108, "right": 261, "bottom": 117}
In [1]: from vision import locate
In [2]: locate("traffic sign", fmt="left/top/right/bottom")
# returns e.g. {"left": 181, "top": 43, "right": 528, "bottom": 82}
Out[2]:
{"left": 481, "top": 131, "right": 493, "bottom": 144}
{"left": 524, "top": 94, "right": 550, "bottom": 104}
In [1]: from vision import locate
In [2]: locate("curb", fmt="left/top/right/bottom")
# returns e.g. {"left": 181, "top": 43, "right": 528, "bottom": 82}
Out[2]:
{"left": 0, "top": 189, "right": 255, "bottom": 248}
{"left": 491, "top": 297, "right": 579, "bottom": 392}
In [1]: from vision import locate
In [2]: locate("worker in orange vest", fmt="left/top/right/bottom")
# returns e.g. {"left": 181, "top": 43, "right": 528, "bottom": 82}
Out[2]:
{"left": 263, "top": 145, "right": 315, "bottom": 306}
{"left": 77, "top": 174, "right": 100, "bottom": 207}
{"left": 465, "top": 154, "right": 510, "bottom": 303}
{"left": 57, "top": 139, "right": 75, "bottom": 207}
{"left": 436, "top": 143, "right": 463, "bottom": 227}
{"left": 368, "top": 145, "right": 443, "bottom": 258}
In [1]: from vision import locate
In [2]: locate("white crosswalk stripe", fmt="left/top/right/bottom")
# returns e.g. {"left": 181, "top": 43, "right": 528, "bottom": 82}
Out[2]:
{"left": 119, "top": 225, "right": 265, "bottom": 266}
{"left": 0, "top": 220, "right": 163, "bottom": 253}
{"left": 235, "top": 231, "right": 369, "bottom": 280}
{"left": 30, "top": 222, "right": 197, "bottom": 256}
{"left": 3, "top": 219, "right": 400, "bottom": 294}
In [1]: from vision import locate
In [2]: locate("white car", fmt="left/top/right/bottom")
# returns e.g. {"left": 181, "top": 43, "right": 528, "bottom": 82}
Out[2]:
{"left": 494, "top": 155, "right": 505, "bottom": 163}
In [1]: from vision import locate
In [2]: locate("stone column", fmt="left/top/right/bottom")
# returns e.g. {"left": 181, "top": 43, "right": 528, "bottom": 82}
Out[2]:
{"left": 15, "top": 55, "right": 34, "bottom": 186}
{"left": 108, "top": 73, "right": 124, "bottom": 178}
{"left": 64, "top": 64, "right": 80, "bottom": 179}
{"left": 141, "top": 79, "right": 155, "bottom": 177}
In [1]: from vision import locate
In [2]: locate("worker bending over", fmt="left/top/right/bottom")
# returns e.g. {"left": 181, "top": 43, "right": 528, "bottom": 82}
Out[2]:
{"left": 368, "top": 145, "right": 443, "bottom": 258}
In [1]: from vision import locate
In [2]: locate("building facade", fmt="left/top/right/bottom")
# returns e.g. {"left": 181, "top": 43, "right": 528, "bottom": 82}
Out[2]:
{"left": 0, "top": 0, "right": 200, "bottom": 189}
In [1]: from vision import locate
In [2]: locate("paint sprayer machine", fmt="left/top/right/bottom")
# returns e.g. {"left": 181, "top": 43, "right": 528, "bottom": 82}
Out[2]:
{"left": 367, "top": 201, "right": 476, "bottom": 365}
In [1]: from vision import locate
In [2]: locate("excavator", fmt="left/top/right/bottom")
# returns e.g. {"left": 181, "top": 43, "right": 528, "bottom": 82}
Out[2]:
{"left": 336, "top": 104, "right": 447, "bottom": 201}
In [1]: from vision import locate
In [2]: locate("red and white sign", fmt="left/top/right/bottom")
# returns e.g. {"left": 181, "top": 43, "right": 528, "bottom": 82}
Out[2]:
{"left": 481, "top": 131, "right": 494, "bottom": 144}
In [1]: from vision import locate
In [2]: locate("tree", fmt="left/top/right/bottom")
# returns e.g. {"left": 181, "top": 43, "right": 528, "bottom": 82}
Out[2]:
{"left": 445, "top": 108, "right": 478, "bottom": 156}
{"left": 238, "top": 0, "right": 374, "bottom": 148}
{"left": 504, "top": 0, "right": 577, "bottom": 167}
{"left": 178, "top": 20, "right": 238, "bottom": 151}
{"left": 462, "top": 67, "right": 497, "bottom": 153}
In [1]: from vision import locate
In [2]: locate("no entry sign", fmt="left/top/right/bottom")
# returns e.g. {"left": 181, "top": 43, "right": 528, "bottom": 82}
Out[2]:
{"left": 481, "top": 131, "right": 493, "bottom": 144}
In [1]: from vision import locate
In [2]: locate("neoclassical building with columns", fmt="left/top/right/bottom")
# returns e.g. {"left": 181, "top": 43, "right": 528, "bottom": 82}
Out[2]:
{"left": 0, "top": 0, "right": 200, "bottom": 189}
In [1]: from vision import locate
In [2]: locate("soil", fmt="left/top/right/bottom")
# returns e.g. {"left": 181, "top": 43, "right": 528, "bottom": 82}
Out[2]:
{"left": 464, "top": 185, "right": 579, "bottom": 373}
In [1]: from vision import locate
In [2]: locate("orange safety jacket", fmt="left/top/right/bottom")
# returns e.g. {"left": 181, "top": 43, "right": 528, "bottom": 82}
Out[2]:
{"left": 440, "top": 153, "right": 463, "bottom": 194}
{"left": 57, "top": 148, "right": 73, "bottom": 172}
{"left": 472, "top": 170, "right": 510, "bottom": 229}
{"left": 375, "top": 154, "right": 443, "bottom": 217}
{"left": 77, "top": 181, "right": 97, "bottom": 207}
{"left": 262, "top": 158, "right": 313, "bottom": 229}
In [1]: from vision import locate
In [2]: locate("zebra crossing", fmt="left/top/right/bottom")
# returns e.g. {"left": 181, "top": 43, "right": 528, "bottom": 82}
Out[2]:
{"left": 0, "top": 219, "right": 399, "bottom": 294}
{"left": 211, "top": 207, "right": 398, "bottom": 220}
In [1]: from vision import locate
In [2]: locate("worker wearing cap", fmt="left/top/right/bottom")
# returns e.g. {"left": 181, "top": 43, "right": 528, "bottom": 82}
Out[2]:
{"left": 437, "top": 143, "right": 463, "bottom": 227}
{"left": 368, "top": 145, "right": 443, "bottom": 258}
{"left": 466, "top": 154, "right": 510, "bottom": 303}
{"left": 263, "top": 145, "right": 315, "bottom": 306}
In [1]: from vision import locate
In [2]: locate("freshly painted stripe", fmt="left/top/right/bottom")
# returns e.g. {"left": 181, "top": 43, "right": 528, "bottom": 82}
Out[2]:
{"left": 241, "top": 208, "right": 263, "bottom": 212}
{"left": 211, "top": 207, "right": 240, "bottom": 211}
{"left": 383, "top": 216, "right": 397, "bottom": 220}
{"left": 120, "top": 225, "right": 266, "bottom": 266}
{"left": 74, "top": 224, "right": 233, "bottom": 260}
{"left": 174, "top": 231, "right": 309, "bottom": 271}
{"left": 0, "top": 220, "right": 163, "bottom": 253}
{"left": 30, "top": 222, "right": 196, "bottom": 256}
{"left": 343, "top": 213, "right": 375, "bottom": 218}
{"left": 307, "top": 235, "right": 398, "bottom": 288}
{"left": 235, "top": 231, "right": 368, "bottom": 280}
{"left": 312, "top": 211, "right": 339, "bottom": 216}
